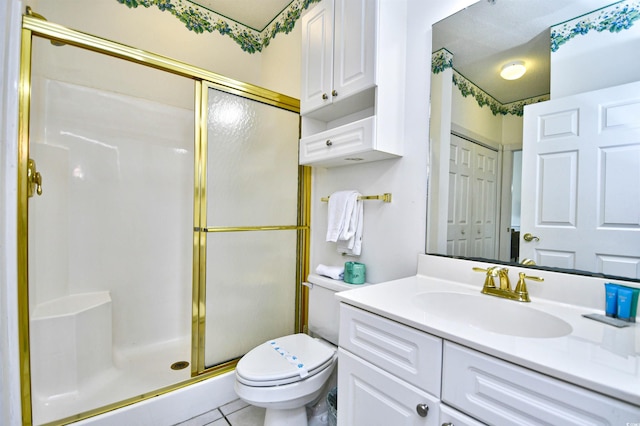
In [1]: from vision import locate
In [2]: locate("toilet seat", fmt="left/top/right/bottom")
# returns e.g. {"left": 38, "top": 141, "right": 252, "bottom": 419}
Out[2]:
{"left": 236, "top": 333, "right": 336, "bottom": 387}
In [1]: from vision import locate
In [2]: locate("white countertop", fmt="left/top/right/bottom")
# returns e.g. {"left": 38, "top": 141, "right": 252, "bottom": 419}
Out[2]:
{"left": 336, "top": 274, "right": 640, "bottom": 406}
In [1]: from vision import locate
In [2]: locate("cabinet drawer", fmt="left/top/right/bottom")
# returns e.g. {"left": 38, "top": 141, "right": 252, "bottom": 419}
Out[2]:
{"left": 338, "top": 348, "right": 440, "bottom": 426}
{"left": 442, "top": 342, "right": 640, "bottom": 425}
{"left": 339, "top": 304, "right": 442, "bottom": 397}
{"left": 440, "top": 404, "right": 485, "bottom": 426}
{"left": 299, "top": 116, "right": 375, "bottom": 167}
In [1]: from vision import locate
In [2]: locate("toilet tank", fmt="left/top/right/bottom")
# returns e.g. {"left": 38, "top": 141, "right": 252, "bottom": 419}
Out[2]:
{"left": 305, "top": 274, "right": 362, "bottom": 345}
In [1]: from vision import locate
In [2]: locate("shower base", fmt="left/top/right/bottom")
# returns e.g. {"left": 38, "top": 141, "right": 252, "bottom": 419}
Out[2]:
{"left": 32, "top": 335, "right": 191, "bottom": 425}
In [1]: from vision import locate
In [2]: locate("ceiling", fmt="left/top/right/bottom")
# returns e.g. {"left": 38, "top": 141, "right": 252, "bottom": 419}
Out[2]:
{"left": 433, "top": 0, "right": 616, "bottom": 104}
{"left": 190, "top": 0, "right": 293, "bottom": 30}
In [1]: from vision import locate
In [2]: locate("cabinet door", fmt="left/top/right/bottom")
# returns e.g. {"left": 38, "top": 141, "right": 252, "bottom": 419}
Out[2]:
{"left": 301, "top": 0, "right": 333, "bottom": 115}
{"left": 332, "top": 0, "right": 376, "bottom": 101}
{"left": 338, "top": 348, "right": 439, "bottom": 426}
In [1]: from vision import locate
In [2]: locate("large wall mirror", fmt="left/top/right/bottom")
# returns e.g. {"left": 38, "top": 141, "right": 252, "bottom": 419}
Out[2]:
{"left": 426, "top": 0, "right": 640, "bottom": 282}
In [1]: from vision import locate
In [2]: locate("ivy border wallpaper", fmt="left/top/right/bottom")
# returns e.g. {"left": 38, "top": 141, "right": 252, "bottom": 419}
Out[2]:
{"left": 116, "top": 0, "right": 322, "bottom": 53}
{"left": 551, "top": 0, "right": 639, "bottom": 52}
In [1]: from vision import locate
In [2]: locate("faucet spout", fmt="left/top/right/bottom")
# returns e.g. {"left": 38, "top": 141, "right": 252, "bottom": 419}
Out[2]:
{"left": 496, "top": 268, "right": 511, "bottom": 291}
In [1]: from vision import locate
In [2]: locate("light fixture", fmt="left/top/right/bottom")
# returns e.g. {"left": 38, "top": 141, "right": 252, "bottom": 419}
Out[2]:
{"left": 500, "top": 61, "right": 526, "bottom": 80}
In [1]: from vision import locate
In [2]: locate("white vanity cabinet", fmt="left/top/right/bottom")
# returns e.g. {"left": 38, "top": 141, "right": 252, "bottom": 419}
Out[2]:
{"left": 338, "top": 303, "right": 640, "bottom": 426}
{"left": 299, "top": 0, "right": 407, "bottom": 167}
{"left": 337, "top": 304, "right": 442, "bottom": 425}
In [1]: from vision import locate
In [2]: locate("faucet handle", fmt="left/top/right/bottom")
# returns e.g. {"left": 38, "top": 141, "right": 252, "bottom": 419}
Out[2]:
{"left": 473, "top": 266, "right": 498, "bottom": 290}
{"left": 514, "top": 272, "right": 544, "bottom": 301}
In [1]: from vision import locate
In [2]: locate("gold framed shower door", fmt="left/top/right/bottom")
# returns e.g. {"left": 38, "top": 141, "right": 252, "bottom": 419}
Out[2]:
{"left": 17, "top": 12, "right": 309, "bottom": 426}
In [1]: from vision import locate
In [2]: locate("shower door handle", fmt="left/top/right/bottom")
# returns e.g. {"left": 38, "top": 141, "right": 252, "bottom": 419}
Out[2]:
{"left": 27, "top": 158, "right": 43, "bottom": 197}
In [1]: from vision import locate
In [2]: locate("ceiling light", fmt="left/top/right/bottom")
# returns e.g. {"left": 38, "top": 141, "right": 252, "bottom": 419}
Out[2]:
{"left": 500, "top": 61, "right": 526, "bottom": 80}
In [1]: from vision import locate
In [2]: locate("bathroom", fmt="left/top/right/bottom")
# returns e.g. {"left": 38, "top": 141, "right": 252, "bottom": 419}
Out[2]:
{"left": 1, "top": 0, "right": 639, "bottom": 425}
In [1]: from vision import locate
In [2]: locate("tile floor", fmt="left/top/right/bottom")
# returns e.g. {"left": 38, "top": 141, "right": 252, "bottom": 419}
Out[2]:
{"left": 175, "top": 399, "right": 265, "bottom": 426}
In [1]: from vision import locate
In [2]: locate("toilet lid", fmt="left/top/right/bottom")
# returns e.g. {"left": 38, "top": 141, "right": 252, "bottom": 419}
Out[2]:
{"left": 236, "top": 333, "right": 336, "bottom": 386}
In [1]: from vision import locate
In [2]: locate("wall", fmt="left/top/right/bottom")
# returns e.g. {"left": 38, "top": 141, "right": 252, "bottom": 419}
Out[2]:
{"left": 551, "top": 0, "right": 640, "bottom": 98}
{"left": 451, "top": 86, "right": 503, "bottom": 145}
{"left": 0, "top": 0, "right": 23, "bottom": 423}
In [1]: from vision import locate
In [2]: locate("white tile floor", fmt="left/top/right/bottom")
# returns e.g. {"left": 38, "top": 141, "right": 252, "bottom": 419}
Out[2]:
{"left": 175, "top": 399, "right": 265, "bottom": 426}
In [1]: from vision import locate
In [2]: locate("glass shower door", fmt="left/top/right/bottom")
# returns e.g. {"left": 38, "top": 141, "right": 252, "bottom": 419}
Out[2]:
{"left": 25, "top": 36, "right": 195, "bottom": 425}
{"left": 201, "top": 86, "right": 301, "bottom": 368}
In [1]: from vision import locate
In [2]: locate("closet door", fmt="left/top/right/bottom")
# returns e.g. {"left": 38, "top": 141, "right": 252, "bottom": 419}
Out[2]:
{"left": 201, "top": 86, "right": 301, "bottom": 368}
{"left": 447, "top": 134, "right": 498, "bottom": 259}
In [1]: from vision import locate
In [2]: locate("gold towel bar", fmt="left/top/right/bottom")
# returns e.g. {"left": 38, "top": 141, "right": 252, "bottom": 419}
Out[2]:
{"left": 321, "top": 193, "right": 392, "bottom": 203}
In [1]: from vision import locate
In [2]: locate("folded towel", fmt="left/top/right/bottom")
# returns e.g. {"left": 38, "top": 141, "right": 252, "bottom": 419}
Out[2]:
{"left": 326, "top": 190, "right": 359, "bottom": 242}
{"left": 315, "top": 264, "right": 344, "bottom": 280}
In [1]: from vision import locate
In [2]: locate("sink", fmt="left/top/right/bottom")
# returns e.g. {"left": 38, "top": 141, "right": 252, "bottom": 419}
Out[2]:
{"left": 414, "top": 292, "right": 572, "bottom": 338}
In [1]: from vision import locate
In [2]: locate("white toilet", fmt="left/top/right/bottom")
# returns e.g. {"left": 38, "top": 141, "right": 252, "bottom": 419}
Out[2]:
{"left": 234, "top": 276, "right": 351, "bottom": 426}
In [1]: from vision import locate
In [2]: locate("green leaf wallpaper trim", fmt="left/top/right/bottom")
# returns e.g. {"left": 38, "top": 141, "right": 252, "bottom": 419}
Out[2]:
{"left": 431, "top": 49, "right": 549, "bottom": 117}
{"left": 116, "top": 0, "right": 322, "bottom": 53}
{"left": 431, "top": 48, "right": 453, "bottom": 74}
{"left": 551, "top": 0, "right": 640, "bottom": 52}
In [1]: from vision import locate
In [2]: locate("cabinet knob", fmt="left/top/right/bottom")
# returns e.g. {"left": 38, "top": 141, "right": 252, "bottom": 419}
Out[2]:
{"left": 332, "top": 89, "right": 338, "bottom": 97}
{"left": 322, "top": 93, "right": 328, "bottom": 100}
{"left": 416, "top": 403, "right": 429, "bottom": 417}
{"left": 326, "top": 140, "right": 333, "bottom": 146}
{"left": 442, "top": 423, "right": 454, "bottom": 426}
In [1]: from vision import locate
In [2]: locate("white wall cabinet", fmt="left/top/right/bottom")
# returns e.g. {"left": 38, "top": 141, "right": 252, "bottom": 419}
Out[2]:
{"left": 338, "top": 303, "right": 640, "bottom": 426}
{"left": 300, "top": 0, "right": 375, "bottom": 116}
{"left": 299, "top": 0, "right": 407, "bottom": 167}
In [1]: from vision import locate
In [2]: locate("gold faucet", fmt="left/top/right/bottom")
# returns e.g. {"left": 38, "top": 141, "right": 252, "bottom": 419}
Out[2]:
{"left": 472, "top": 267, "right": 544, "bottom": 302}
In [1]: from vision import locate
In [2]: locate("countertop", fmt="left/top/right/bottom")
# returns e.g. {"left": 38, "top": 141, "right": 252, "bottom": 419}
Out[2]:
{"left": 335, "top": 274, "right": 640, "bottom": 406}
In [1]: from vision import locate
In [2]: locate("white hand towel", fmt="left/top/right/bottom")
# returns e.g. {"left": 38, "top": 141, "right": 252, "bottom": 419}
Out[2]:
{"left": 315, "top": 264, "right": 344, "bottom": 280}
{"left": 338, "top": 196, "right": 363, "bottom": 256}
{"left": 326, "top": 190, "right": 358, "bottom": 242}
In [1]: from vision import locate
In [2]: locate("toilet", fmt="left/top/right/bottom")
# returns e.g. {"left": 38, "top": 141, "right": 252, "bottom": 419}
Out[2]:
{"left": 234, "top": 276, "right": 352, "bottom": 426}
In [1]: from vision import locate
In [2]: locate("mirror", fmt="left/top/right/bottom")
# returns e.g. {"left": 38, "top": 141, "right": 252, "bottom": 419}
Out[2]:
{"left": 427, "top": 0, "right": 640, "bottom": 282}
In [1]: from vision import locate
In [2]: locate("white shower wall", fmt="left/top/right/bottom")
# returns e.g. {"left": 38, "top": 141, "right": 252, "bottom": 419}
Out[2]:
{"left": 29, "top": 76, "right": 194, "bottom": 353}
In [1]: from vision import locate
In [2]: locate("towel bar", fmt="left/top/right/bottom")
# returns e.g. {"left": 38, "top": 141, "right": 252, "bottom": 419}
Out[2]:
{"left": 321, "top": 193, "right": 392, "bottom": 203}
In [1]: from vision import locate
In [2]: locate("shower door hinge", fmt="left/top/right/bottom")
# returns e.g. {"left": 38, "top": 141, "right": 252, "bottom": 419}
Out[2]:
{"left": 27, "top": 158, "right": 43, "bottom": 198}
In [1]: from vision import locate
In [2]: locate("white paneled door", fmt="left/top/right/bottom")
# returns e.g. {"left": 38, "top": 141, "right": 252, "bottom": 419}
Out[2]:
{"left": 447, "top": 134, "right": 499, "bottom": 259}
{"left": 521, "top": 81, "right": 640, "bottom": 278}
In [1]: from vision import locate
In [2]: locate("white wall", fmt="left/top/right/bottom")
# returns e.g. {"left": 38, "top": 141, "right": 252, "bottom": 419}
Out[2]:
{"left": 451, "top": 87, "right": 503, "bottom": 144}
{"left": 0, "top": 0, "right": 24, "bottom": 423}
{"left": 26, "top": 0, "right": 257, "bottom": 88}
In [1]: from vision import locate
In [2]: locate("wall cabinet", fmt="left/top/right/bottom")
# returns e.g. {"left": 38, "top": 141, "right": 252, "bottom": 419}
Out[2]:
{"left": 299, "top": 0, "right": 407, "bottom": 167}
{"left": 300, "top": 0, "right": 375, "bottom": 116}
{"left": 338, "top": 303, "right": 640, "bottom": 426}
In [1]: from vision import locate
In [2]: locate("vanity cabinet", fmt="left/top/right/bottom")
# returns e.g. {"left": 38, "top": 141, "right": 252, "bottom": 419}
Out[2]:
{"left": 299, "top": 0, "right": 407, "bottom": 167}
{"left": 338, "top": 303, "right": 640, "bottom": 426}
{"left": 337, "top": 304, "right": 442, "bottom": 425}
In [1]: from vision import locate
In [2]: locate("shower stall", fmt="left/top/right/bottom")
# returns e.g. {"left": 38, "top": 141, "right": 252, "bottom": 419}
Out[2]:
{"left": 18, "top": 14, "right": 306, "bottom": 425}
